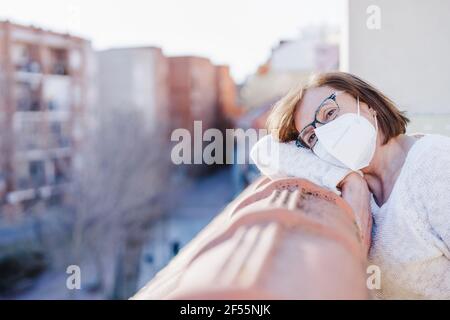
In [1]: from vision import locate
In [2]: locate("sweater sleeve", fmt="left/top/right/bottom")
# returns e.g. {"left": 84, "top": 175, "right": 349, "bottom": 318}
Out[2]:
{"left": 415, "top": 137, "right": 450, "bottom": 255}
{"left": 250, "top": 135, "right": 352, "bottom": 195}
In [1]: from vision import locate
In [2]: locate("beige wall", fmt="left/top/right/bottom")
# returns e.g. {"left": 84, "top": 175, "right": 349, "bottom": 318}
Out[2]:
{"left": 342, "top": 0, "right": 450, "bottom": 117}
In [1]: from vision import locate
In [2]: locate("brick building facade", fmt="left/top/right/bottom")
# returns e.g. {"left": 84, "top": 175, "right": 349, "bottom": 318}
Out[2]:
{"left": 0, "top": 21, "right": 92, "bottom": 207}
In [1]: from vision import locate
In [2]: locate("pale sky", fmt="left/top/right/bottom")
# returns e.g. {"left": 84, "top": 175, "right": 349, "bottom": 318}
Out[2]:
{"left": 1, "top": 0, "right": 345, "bottom": 82}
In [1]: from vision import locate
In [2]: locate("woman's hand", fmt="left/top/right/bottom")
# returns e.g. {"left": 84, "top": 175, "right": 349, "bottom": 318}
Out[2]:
{"left": 339, "top": 172, "right": 372, "bottom": 254}
{"left": 339, "top": 172, "right": 368, "bottom": 190}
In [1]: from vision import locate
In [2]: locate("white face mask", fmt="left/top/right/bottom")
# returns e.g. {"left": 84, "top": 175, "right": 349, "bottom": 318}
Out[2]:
{"left": 312, "top": 96, "right": 378, "bottom": 171}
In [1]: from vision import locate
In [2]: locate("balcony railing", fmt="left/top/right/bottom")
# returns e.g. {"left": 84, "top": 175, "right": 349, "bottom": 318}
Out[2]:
{"left": 132, "top": 177, "right": 370, "bottom": 300}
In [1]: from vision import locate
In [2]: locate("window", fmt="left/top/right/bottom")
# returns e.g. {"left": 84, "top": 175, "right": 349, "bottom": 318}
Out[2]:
{"left": 29, "top": 160, "right": 46, "bottom": 187}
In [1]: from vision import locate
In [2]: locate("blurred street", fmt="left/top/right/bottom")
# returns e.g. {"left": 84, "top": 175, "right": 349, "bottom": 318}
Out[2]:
{"left": 137, "top": 167, "right": 236, "bottom": 290}
{"left": 7, "top": 167, "right": 236, "bottom": 299}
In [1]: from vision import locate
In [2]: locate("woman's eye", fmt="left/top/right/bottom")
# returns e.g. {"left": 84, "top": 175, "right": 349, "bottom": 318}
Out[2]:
{"left": 327, "top": 109, "right": 336, "bottom": 119}
{"left": 308, "top": 133, "right": 316, "bottom": 144}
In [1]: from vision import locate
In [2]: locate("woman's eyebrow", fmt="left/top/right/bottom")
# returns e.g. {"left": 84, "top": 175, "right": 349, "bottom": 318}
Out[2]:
{"left": 319, "top": 93, "right": 335, "bottom": 106}
{"left": 299, "top": 92, "right": 338, "bottom": 134}
{"left": 315, "top": 93, "right": 336, "bottom": 114}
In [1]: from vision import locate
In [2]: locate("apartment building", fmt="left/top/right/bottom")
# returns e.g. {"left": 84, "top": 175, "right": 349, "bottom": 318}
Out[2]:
{"left": 269, "top": 26, "right": 339, "bottom": 73}
{"left": 0, "top": 21, "right": 92, "bottom": 206}
{"left": 168, "top": 56, "right": 239, "bottom": 174}
{"left": 240, "top": 26, "right": 339, "bottom": 110}
{"left": 168, "top": 56, "right": 219, "bottom": 132}
{"left": 215, "top": 65, "right": 243, "bottom": 124}
{"left": 97, "top": 49, "right": 239, "bottom": 174}
{"left": 97, "top": 47, "right": 170, "bottom": 130}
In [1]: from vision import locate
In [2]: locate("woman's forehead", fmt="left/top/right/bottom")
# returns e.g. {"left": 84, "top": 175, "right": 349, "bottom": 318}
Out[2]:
{"left": 295, "top": 86, "right": 335, "bottom": 129}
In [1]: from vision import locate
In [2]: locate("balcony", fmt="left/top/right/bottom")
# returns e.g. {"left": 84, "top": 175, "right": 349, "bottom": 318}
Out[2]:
{"left": 7, "top": 156, "right": 72, "bottom": 204}
{"left": 132, "top": 177, "right": 370, "bottom": 300}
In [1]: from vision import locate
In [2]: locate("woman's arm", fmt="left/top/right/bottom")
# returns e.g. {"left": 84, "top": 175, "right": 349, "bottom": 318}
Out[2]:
{"left": 339, "top": 172, "right": 372, "bottom": 253}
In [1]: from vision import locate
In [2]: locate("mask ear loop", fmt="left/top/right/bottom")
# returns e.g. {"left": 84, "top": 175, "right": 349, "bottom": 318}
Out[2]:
{"left": 358, "top": 95, "right": 378, "bottom": 132}
{"left": 356, "top": 96, "right": 361, "bottom": 122}
{"left": 374, "top": 110, "right": 378, "bottom": 133}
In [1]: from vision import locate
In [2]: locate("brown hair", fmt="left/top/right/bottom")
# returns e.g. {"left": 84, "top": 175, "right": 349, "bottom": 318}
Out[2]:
{"left": 266, "top": 72, "right": 409, "bottom": 144}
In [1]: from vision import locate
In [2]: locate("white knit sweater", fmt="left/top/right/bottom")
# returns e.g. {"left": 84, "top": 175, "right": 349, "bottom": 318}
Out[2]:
{"left": 369, "top": 134, "right": 450, "bottom": 299}
{"left": 252, "top": 134, "right": 450, "bottom": 299}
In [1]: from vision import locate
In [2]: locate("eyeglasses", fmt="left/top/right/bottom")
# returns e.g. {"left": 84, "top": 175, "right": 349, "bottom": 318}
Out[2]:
{"left": 296, "top": 91, "right": 343, "bottom": 149}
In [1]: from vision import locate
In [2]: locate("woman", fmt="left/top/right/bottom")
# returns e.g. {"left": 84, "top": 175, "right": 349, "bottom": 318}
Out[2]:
{"left": 266, "top": 72, "right": 450, "bottom": 299}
